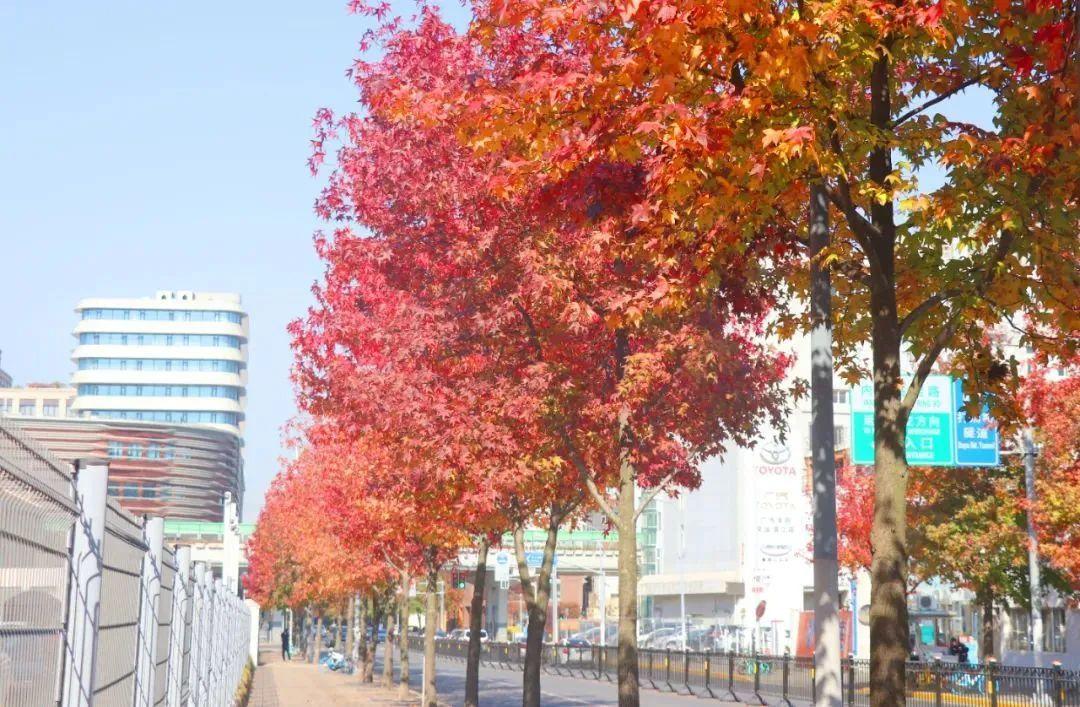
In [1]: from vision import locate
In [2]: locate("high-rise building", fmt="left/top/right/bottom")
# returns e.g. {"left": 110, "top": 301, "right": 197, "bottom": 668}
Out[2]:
{"left": 69, "top": 291, "right": 248, "bottom": 437}
{"left": 0, "top": 350, "right": 11, "bottom": 388}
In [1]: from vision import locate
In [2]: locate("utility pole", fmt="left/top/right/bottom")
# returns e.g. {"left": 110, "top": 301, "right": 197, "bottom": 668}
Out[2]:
{"left": 551, "top": 556, "right": 559, "bottom": 644}
{"left": 809, "top": 182, "right": 842, "bottom": 707}
{"left": 1022, "top": 428, "right": 1044, "bottom": 660}
{"left": 678, "top": 495, "right": 688, "bottom": 651}
{"left": 598, "top": 540, "right": 607, "bottom": 647}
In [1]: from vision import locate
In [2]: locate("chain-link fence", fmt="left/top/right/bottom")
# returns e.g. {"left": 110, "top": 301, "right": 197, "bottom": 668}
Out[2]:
{"left": 419, "top": 638, "right": 1080, "bottom": 707}
{"left": 0, "top": 418, "right": 252, "bottom": 707}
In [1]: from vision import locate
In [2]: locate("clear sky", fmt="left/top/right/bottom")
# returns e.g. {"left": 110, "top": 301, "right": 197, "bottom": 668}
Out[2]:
{"left": 0, "top": 1, "right": 468, "bottom": 520}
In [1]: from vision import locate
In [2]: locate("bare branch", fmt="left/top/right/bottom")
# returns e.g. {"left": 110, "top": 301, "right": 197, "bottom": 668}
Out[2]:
{"left": 633, "top": 468, "right": 681, "bottom": 522}
{"left": 892, "top": 72, "right": 990, "bottom": 128}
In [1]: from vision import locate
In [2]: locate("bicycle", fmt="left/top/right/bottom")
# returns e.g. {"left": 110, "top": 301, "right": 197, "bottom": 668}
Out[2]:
{"left": 319, "top": 649, "right": 354, "bottom": 674}
{"left": 947, "top": 671, "right": 985, "bottom": 695}
{"left": 740, "top": 658, "right": 772, "bottom": 676}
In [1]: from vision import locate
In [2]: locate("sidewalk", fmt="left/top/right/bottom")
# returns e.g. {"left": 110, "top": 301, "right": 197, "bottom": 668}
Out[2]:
{"left": 250, "top": 645, "right": 421, "bottom": 706}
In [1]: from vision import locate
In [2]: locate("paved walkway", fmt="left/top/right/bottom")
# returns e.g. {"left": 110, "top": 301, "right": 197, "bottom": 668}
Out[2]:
{"left": 250, "top": 645, "right": 420, "bottom": 706}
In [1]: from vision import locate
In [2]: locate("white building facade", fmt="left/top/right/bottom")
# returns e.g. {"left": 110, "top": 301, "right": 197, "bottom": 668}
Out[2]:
{"left": 70, "top": 291, "right": 248, "bottom": 437}
{"left": 639, "top": 333, "right": 837, "bottom": 655}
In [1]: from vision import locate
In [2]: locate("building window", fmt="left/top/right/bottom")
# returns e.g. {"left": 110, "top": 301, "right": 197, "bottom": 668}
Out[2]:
{"left": 1044, "top": 608, "right": 1067, "bottom": 653}
{"left": 1006, "top": 607, "right": 1068, "bottom": 653}
{"left": 18, "top": 400, "right": 35, "bottom": 416}
{"left": 123, "top": 484, "right": 138, "bottom": 498}
{"left": 78, "top": 333, "right": 241, "bottom": 348}
{"left": 835, "top": 425, "right": 848, "bottom": 448}
{"left": 81, "top": 307, "right": 243, "bottom": 323}
{"left": 833, "top": 389, "right": 849, "bottom": 405}
{"left": 107, "top": 441, "right": 123, "bottom": 458}
{"left": 0, "top": 399, "right": 11, "bottom": 414}
{"left": 42, "top": 400, "right": 59, "bottom": 417}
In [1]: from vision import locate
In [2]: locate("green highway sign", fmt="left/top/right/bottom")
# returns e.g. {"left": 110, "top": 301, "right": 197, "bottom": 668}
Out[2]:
{"left": 851, "top": 375, "right": 985, "bottom": 467}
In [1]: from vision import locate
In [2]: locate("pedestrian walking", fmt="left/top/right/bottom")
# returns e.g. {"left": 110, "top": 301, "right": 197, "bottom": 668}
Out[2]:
{"left": 281, "top": 626, "right": 291, "bottom": 661}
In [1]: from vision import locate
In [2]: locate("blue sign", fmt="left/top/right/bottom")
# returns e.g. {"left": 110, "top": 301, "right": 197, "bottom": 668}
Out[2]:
{"left": 524, "top": 551, "right": 557, "bottom": 569}
{"left": 953, "top": 380, "right": 1000, "bottom": 467}
{"left": 851, "top": 376, "right": 1000, "bottom": 467}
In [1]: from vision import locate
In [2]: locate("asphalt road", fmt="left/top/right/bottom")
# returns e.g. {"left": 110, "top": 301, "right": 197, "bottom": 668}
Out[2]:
{"left": 372, "top": 654, "right": 725, "bottom": 707}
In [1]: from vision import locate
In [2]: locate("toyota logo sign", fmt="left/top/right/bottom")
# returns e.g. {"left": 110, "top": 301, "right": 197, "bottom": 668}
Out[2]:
{"left": 758, "top": 441, "right": 790, "bottom": 465}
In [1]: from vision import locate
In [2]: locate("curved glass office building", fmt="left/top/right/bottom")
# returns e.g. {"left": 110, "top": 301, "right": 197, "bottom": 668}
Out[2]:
{"left": 70, "top": 291, "right": 247, "bottom": 437}
{"left": 5, "top": 416, "right": 242, "bottom": 521}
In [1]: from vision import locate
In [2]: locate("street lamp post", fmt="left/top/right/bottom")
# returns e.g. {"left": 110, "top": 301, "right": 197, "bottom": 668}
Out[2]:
{"left": 598, "top": 540, "right": 607, "bottom": 648}
{"left": 1022, "top": 428, "right": 1044, "bottom": 661}
{"left": 809, "top": 182, "right": 842, "bottom": 707}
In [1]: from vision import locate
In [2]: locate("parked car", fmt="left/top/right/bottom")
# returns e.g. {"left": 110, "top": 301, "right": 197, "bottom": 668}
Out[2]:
{"left": 640, "top": 627, "right": 677, "bottom": 648}
{"left": 462, "top": 628, "right": 488, "bottom": 643}
{"left": 447, "top": 628, "right": 467, "bottom": 642}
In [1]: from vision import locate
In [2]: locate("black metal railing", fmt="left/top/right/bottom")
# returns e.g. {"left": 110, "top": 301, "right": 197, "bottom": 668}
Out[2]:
{"left": 407, "top": 637, "right": 1080, "bottom": 707}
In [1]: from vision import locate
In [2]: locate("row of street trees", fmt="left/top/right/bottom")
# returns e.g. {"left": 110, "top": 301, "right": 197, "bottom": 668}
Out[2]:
{"left": 247, "top": 2, "right": 1077, "bottom": 706}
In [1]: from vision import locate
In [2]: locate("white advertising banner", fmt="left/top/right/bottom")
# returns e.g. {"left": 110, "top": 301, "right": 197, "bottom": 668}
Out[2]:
{"left": 739, "top": 424, "right": 812, "bottom": 654}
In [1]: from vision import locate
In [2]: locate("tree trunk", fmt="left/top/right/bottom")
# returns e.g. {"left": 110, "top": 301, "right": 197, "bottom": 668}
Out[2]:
{"left": 424, "top": 563, "right": 439, "bottom": 707}
{"left": 399, "top": 572, "right": 411, "bottom": 700}
{"left": 313, "top": 614, "right": 323, "bottom": 664}
{"left": 346, "top": 595, "right": 356, "bottom": 659}
{"left": 866, "top": 42, "right": 909, "bottom": 707}
{"left": 514, "top": 520, "right": 559, "bottom": 707}
{"left": 383, "top": 603, "right": 396, "bottom": 689}
{"left": 616, "top": 407, "right": 640, "bottom": 707}
{"left": 300, "top": 610, "right": 310, "bottom": 661}
{"left": 979, "top": 592, "right": 995, "bottom": 660}
{"left": 365, "top": 597, "right": 379, "bottom": 683}
{"left": 465, "top": 538, "right": 489, "bottom": 707}
{"left": 354, "top": 592, "right": 366, "bottom": 669}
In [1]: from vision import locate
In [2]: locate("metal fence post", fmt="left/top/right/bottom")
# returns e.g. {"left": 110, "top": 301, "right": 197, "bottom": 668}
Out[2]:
{"left": 728, "top": 649, "right": 737, "bottom": 700}
{"left": 934, "top": 657, "right": 944, "bottom": 707}
{"left": 753, "top": 644, "right": 761, "bottom": 702}
{"left": 211, "top": 578, "right": 223, "bottom": 706}
{"left": 188, "top": 561, "right": 207, "bottom": 707}
{"left": 782, "top": 651, "right": 791, "bottom": 706}
{"left": 166, "top": 547, "right": 191, "bottom": 707}
{"left": 134, "top": 517, "right": 164, "bottom": 707}
{"left": 987, "top": 658, "right": 997, "bottom": 707}
{"left": 704, "top": 649, "right": 714, "bottom": 697}
{"left": 1052, "top": 662, "right": 1064, "bottom": 707}
{"left": 846, "top": 656, "right": 855, "bottom": 707}
{"left": 60, "top": 462, "right": 109, "bottom": 707}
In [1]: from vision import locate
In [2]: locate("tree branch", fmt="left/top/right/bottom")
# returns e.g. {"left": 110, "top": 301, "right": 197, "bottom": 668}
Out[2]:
{"left": 898, "top": 289, "right": 963, "bottom": 340}
{"left": 633, "top": 468, "right": 681, "bottom": 523}
{"left": 511, "top": 525, "right": 538, "bottom": 606}
{"left": 557, "top": 427, "right": 623, "bottom": 532}
{"left": 891, "top": 72, "right": 990, "bottom": 128}
{"left": 902, "top": 230, "right": 1017, "bottom": 416}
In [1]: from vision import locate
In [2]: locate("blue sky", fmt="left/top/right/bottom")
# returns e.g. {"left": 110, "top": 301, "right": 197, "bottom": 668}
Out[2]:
{"left": 0, "top": 1, "right": 990, "bottom": 520}
{"left": 0, "top": 1, "right": 468, "bottom": 519}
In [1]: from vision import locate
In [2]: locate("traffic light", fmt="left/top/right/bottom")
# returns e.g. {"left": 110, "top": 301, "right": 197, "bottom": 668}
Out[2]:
{"left": 456, "top": 578, "right": 466, "bottom": 589}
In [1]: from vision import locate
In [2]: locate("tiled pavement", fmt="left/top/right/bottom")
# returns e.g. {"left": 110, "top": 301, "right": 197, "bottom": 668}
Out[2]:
{"left": 249, "top": 645, "right": 420, "bottom": 706}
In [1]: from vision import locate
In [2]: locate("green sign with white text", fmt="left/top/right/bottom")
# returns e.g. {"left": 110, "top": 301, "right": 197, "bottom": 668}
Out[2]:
{"left": 850, "top": 375, "right": 955, "bottom": 466}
